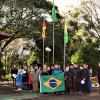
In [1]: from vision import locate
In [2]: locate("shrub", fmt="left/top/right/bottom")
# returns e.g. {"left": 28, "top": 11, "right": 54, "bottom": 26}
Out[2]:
{"left": 0, "top": 69, "right": 6, "bottom": 76}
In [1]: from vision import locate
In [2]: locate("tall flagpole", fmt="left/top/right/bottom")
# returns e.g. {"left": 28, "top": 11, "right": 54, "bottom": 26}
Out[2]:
{"left": 53, "top": 21, "right": 54, "bottom": 64}
{"left": 43, "top": 38, "right": 44, "bottom": 67}
{"left": 64, "top": 43, "right": 66, "bottom": 69}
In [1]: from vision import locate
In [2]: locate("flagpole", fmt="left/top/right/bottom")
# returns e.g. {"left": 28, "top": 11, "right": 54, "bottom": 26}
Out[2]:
{"left": 53, "top": 21, "right": 54, "bottom": 64}
{"left": 64, "top": 43, "right": 66, "bottom": 69}
{"left": 43, "top": 38, "right": 44, "bottom": 67}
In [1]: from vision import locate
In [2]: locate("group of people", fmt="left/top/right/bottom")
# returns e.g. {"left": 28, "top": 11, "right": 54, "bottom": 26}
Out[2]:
{"left": 10, "top": 62, "right": 100, "bottom": 95}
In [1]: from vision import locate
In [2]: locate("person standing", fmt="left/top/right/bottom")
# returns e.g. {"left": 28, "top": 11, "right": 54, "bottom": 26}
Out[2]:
{"left": 97, "top": 62, "right": 100, "bottom": 94}
{"left": 22, "top": 66, "right": 28, "bottom": 90}
{"left": 52, "top": 64, "right": 62, "bottom": 75}
{"left": 71, "top": 63, "right": 81, "bottom": 94}
{"left": 97, "top": 62, "right": 100, "bottom": 84}
{"left": 52, "top": 64, "right": 62, "bottom": 94}
{"left": 80, "top": 63, "right": 89, "bottom": 94}
{"left": 41, "top": 67, "right": 49, "bottom": 75}
{"left": 32, "top": 64, "right": 40, "bottom": 92}
{"left": 86, "top": 64, "right": 92, "bottom": 93}
{"left": 27, "top": 66, "right": 33, "bottom": 91}
{"left": 11, "top": 64, "right": 18, "bottom": 89}
{"left": 16, "top": 65, "right": 24, "bottom": 90}
{"left": 64, "top": 66, "right": 72, "bottom": 95}
{"left": 48, "top": 64, "right": 54, "bottom": 75}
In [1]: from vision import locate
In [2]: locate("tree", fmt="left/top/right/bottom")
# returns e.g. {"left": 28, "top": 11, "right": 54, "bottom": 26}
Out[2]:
{"left": 71, "top": 39, "right": 100, "bottom": 76}
{"left": 80, "top": 0, "right": 100, "bottom": 38}
{"left": 27, "top": 52, "right": 36, "bottom": 66}
{"left": 0, "top": 0, "right": 53, "bottom": 52}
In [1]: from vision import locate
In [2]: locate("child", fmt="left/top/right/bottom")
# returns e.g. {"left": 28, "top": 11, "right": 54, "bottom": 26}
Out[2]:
{"left": 16, "top": 65, "right": 24, "bottom": 90}
{"left": 27, "top": 67, "right": 33, "bottom": 91}
{"left": 64, "top": 67, "right": 72, "bottom": 95}
{"left": 41, "top": 67, "right": 49, "bottom": 75}
{"left": 80, "top": 63, "right": 89, "bottom": 94}
{"left": 32, "top": 64, "right": 40, "bottom": 92}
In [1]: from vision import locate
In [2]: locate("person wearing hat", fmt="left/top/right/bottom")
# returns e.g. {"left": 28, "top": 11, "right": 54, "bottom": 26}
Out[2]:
{"left": 41, "top": 67, "right": 49, "bottom": 75}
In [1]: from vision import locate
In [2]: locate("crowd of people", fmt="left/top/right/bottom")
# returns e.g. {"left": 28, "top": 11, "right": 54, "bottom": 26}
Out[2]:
{"left": 10, "top": 62, "right": 100, "bottom": 95}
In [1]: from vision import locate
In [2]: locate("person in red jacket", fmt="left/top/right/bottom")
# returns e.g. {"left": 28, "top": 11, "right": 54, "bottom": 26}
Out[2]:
{"left": 28, "top": 67, "right": 33, "bottom": 92}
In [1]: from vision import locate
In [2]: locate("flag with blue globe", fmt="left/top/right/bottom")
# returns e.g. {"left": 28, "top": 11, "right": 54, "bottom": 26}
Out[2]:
{"left": 40, "top": 73, "right": 65, "bottom": 92}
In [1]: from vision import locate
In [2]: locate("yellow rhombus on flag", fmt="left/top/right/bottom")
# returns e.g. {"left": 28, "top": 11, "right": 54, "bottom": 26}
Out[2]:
{"left": 44, "top": 77, "right": 62, "bottom": 90}
{"left": 40, "top": 72, "right": 65, "bottom": 93}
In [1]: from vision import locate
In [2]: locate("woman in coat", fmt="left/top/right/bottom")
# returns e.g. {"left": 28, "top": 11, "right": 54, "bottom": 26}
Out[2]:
{"left": 31, "top": 64, "right": 40, "bottom": 92}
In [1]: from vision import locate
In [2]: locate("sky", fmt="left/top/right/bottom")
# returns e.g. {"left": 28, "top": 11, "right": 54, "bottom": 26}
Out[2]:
{"left": 47, "top": 0, "right": 80, "bottom": 10}
{"left": 46, "top": 0, "right": 80, "bottom": 21}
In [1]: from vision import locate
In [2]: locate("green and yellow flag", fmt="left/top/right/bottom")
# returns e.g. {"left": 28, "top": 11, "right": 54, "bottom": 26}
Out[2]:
{"left": 40, "top": 73, "right": 65, "bottom": 93}
{"left": 64, "top": 19, "right": 68, "bottom": 43}
{"left": 52, "top": 0, "right": 57, "bottom": 21}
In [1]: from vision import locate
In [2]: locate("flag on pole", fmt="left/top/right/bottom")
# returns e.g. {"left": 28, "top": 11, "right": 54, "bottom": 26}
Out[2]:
{"left": 52, "top": 0, "right": 57, "bottom": 21}
{"left": 40, "top": 72, "right": 65, "bottom": 93}
{"left": 64, "top": 19, "right": 68, "bottom": 43}
{"left": 42, "top": 18, "right": 46, "bottom": 38}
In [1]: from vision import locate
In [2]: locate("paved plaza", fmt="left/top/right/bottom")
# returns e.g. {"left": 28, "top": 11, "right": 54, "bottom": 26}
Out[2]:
{"left": 0, "top": 82, "right": 100, "bottom": 100}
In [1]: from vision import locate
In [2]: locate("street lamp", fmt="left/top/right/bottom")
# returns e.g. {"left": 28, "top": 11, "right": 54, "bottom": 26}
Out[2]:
{"left": 45, "top": 47, "right": 51, "bottom": 64}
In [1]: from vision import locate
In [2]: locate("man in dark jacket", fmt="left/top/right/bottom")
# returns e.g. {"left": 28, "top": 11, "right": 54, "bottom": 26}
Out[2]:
{"left": 65, "top": 67, "right": 72, "bottom": 95}
{"left": 81, "top": 63, "right": 89, "bottom": 94}
{"left": 71, "top": 63, "right": 80, "bottom": 94}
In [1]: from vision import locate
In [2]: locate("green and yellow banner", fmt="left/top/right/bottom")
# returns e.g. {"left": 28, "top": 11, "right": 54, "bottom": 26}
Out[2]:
{"left": 40, "top": 73, "right": 65, "bottom": 93}
{"left": 52, "top": 0, "right": 57, "bottom": 21}
{"left": 64, "top": 19, "right": 68, "bottom": 43}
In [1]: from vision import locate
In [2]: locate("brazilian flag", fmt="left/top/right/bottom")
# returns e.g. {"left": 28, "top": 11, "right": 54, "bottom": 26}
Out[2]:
{"left": 51, "top": 0, "right": 57, "bottom": 21}
{"left": 40, "top": 73, "right": 65, "bottom": 93}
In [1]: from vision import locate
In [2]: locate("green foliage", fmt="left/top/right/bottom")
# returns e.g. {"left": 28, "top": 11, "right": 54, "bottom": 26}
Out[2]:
{"left": 0, "top": 0, "right": 99, "bottom": 69}
{"left": 71, "top": 39, "right": 100, "bottom": 76}
{"left": 0, "top": 69, "right": 6, "bottom": 76}
{"left": 27, "top": 52, "right": 36, "bottom": 66}
{"left": 0, "top": 61, "right": 4, "bottom": 69}
{"left": 6, "top": 74, "right": 12, "bottom": 81}
{"left": 71, "top": 50, "right": 83, "bottom": 64}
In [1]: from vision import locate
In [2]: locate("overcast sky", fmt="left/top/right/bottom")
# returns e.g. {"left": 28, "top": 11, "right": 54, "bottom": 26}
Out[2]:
{"left": 47, "top": 0, "right": 80, "bottom": 10}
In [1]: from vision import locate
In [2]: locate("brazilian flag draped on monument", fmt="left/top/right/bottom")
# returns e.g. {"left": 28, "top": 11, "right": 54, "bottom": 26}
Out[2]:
{"left": 40, "top": 73, "right": 65, "bottom": 93}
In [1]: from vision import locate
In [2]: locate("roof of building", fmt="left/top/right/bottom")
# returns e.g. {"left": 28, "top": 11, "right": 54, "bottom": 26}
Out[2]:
{"left": 0, "top": 31, "right": 11, "bottom": 40}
